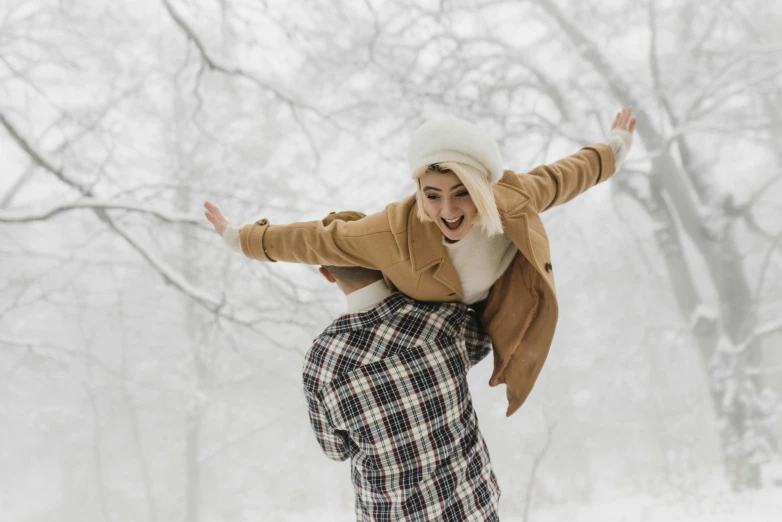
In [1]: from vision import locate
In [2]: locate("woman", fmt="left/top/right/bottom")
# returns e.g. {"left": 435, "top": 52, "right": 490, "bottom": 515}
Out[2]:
{"left": 205, "top": 108, "right": 637, "bottom": 416}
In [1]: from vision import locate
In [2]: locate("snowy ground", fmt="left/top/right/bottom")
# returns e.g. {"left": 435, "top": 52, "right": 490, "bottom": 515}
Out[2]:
{"left": 261, "top": 489, "right": 782, "bottom": 522}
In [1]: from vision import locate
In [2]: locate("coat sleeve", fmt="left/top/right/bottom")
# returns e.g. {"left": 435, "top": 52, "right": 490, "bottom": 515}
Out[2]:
{"left": 517, "top": 143, "right": 616, "bottom": 213}
{"left": 238, "top": 204, "right": 408, "bottom": 269}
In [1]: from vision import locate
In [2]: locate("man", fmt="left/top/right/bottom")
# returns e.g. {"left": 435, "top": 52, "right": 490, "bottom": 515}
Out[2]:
{"left": 301, "top": 212, "right": 501, "bottom": 521}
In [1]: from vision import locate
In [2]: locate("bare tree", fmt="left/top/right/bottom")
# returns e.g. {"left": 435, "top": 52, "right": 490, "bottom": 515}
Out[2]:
{"left": 531, "top": 0, "right": 781, "bottom": 490}
{"left": 2, "top": 1, "right": 781, "bottom": 519}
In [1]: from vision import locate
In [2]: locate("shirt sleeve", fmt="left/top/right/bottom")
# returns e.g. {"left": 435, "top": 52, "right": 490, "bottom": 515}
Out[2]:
{"left": 304, "top": 388, "right": 349, "bottom": 462}
{"left": 599, "top": 129, "right": 633, "bottom": 169}
{"left": 221, "top": 223, "right": 243, "bottom": 254}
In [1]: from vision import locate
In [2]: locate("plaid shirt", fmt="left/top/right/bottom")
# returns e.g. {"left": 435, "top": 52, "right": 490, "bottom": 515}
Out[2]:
{"left": 302, "top": 293, "right": 500, "bottom": 521}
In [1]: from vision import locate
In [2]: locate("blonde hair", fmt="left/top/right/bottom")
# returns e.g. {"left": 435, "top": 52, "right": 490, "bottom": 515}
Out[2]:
{"left": 413, "top": 162, "right": 504, "bottom": 237}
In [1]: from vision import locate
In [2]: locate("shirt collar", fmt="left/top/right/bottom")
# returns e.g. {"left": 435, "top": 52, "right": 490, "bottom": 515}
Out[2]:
{"left": 346, "top": 279, "right": 394, "bottom": 313}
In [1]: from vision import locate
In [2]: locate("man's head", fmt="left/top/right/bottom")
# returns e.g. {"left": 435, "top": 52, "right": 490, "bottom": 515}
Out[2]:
{"left": 318, "top": 211, "right": 384, "bottom": 296}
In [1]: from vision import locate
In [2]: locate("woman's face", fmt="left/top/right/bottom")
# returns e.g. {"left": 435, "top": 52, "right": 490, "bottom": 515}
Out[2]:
{"left": 419, "top": 170, "right": 478, "bottom": 242}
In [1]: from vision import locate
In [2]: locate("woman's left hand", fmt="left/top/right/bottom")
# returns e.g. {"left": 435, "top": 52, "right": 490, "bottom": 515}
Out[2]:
{"left": 204, "top": 201, "right": 229, "bottom": 236}
{"left": 611, "top": 107, "right": 637, "bottom": 133}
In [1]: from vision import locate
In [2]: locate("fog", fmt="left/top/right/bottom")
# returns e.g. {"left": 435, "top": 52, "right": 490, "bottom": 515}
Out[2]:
{"left": 1, "top": 0, "right": 780, "bottom": 520}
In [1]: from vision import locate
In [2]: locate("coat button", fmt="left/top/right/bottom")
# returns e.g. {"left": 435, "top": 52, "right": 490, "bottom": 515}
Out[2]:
{"left": 545, "top": 262, "right": 552, "bottom": 272}
{"left": 257, "top": 218, "right": 268, "bottom": 226}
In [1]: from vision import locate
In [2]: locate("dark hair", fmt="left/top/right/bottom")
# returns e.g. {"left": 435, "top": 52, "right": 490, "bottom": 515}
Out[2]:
{"left": 321, "top": 265, "right": 383, "bottom": 285}
{"left": 320, "top": 211, "right": 383, "bottom": 285}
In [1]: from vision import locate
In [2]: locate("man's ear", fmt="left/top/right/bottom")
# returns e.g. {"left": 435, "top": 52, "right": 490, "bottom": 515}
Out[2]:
{"left": 318, "top": 266, "right": 337, "bottom": 283}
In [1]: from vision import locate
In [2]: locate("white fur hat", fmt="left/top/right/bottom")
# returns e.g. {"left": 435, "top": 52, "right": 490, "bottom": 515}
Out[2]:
{"left": 407, "top": 117, "right": 504, "bottom": 184}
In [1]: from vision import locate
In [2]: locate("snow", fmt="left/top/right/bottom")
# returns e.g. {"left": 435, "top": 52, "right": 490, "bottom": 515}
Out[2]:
{"left": 254, "top": 490, "right": 782, "bottom": 521}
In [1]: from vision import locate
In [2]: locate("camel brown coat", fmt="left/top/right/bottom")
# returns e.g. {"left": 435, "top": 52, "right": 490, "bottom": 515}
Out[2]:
{"left": 240, "top": 144, "right": 616, "bottom": 416}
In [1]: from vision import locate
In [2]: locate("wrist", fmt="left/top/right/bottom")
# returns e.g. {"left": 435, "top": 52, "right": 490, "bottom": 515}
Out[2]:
{"left": 221, "top": 223, "right": 243, "bottom": 254}
{"left": 600, "top": 129, "right": 633, "bottom": 168}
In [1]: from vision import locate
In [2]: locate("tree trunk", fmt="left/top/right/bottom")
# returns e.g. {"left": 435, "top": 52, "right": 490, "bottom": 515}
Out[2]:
{"left": 539, "top": 0, "right": 776, "bottom": 490}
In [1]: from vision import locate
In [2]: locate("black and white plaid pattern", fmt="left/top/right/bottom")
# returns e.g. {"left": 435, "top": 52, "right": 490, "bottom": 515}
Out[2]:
{"left": 303, "top": 293, "right": 500, "bottom": 521}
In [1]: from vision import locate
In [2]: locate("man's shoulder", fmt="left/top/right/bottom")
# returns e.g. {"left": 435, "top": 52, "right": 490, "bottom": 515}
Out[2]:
{"left": 303, "top": 327, "right": 364, "bottom": 393}
{"left": 361, "top": 295, "right": 470, "bottom": 346}
{"left": 362, "top": 294, "right": 467, "bottom": 325}
{"left": 305, "top": 296, "right": 469, "bottom": 376}
{"left": 394, "top": 297, "right": 468, "bottom": 321}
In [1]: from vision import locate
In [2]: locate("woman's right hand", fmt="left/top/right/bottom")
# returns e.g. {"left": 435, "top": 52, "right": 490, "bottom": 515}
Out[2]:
{"left": 204, "top": 201, "right": 228, "bottom": 236}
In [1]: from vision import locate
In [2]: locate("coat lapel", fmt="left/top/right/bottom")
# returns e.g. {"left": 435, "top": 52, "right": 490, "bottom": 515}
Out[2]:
{"left": 408, "top": 200, "right": 463, "bottom": 298}
{"left": 493, "top": 180, "right": 557, "bottom": 297}
{"left": 433, "top": 251, "right": 462, "bottom": 297}
{"left": 500, "top": 212, "right": 534, "bottom": 272}
{"left": 494, "top": 182, "right": 534, "bottom": 268}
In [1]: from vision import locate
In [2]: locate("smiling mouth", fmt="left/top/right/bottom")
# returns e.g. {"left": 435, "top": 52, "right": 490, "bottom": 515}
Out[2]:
{"left": 441, "top": 216, "right": 464, "bottom": 230}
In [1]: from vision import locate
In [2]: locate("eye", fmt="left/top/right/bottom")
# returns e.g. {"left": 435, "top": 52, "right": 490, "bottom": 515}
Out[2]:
{"left": 426, "top": 194, "right": 440, "bottom": 200}
{"left": 455, "top": 191, "right": 469, "bottom": 198}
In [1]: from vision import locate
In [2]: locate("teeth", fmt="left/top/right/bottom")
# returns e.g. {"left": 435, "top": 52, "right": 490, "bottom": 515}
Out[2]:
{"left": 444, "top": 217, "right": 462, "bottom": 223}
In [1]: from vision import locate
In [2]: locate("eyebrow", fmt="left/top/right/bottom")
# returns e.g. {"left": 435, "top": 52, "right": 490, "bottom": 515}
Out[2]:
{"left": 422, "top": 183, "right": 465, "bottom": 192}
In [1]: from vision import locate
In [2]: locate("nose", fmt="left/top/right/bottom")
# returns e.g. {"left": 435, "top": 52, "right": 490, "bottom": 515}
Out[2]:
{"left": 442, "top": 197, "right": 456, "bottom": 216}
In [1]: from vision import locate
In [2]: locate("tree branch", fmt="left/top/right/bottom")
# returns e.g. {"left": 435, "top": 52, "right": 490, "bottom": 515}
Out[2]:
{"left": 0, "top": 111, "right": 300, "bottom": 348}
{"left": 0, "top": 113, "right": 90, "bottom": 194}
{"left": 0, "top": 198, "right": 206, "bottom": 226}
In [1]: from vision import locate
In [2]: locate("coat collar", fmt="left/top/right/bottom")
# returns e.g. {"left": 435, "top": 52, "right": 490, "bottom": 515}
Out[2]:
{"left": 407, "top": 201, "right": 463, "bottom": 298}
{"left": 492, "top": 178, "right": 533, "bottom": 258}
{"left": 491, "top": 178, "right": 558, "bottom": 297}
{"left": 408, "top": 205, "right": 442, "bottom": 272}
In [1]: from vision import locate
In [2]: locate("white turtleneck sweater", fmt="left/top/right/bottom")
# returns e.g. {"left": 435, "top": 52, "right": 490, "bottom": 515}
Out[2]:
{"left": 443, "top": 227, "right": 517, "bottom": 304}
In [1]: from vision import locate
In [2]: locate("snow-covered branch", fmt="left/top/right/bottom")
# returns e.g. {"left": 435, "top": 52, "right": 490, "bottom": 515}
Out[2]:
{"left": 0, "top": 113, "right": 91, "bottom": 195}
{"left": 0, "top": 198, "right": 204, "bottom": 226}
{"left": 160, "top": 0, "right": 323, "bottom": 120}
{"left": 159, "top": 0, "right": 364, "bottom": 162}
{"left": 0, "top": 112, "right": 291, "bottom": 340}
{"left": 749, "top": 317, "right": 782, "bottom": 344}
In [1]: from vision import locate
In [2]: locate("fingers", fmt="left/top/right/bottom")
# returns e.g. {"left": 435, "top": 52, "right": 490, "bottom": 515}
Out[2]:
{"left": 204, "top": 201, "right": 224, "bottom": 217}
{"left": 203, "top": 200, "right": 226, "bottom": 231}
{"left": 619, "top": 107, "right": 630, "bottom": 128}
{"left": 612, "top": 107, "right": 636, "bottom": 133}
{"left": 203, "top": 199, "right": 232, "bottom": 237}
{"left": 204, "top": 202, "right": 215, "bottom": 220}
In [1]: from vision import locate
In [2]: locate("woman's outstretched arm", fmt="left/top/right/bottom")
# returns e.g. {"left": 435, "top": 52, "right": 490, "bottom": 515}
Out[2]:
{"left": 517, "top": 107, "right": 637, "bottom": 213}
{"left": 203, "top": 200, "right": 411, "bottom": 270}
